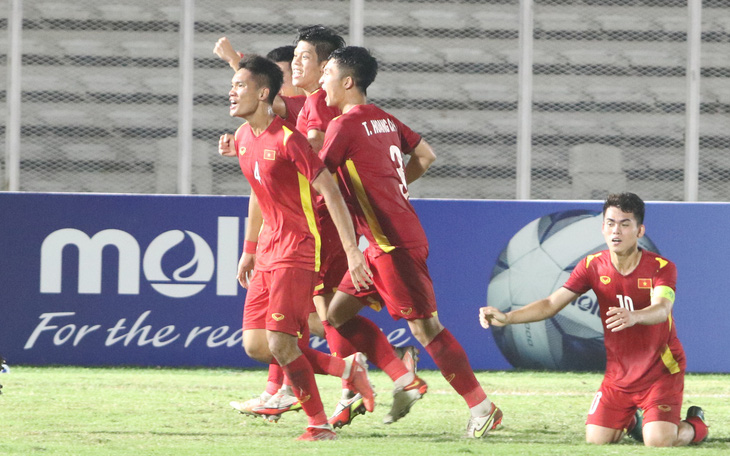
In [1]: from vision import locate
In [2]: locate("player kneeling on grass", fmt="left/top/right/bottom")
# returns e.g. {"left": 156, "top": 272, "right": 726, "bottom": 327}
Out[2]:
{"left": 480, "top": 192, "right": 708, "bottom": 447}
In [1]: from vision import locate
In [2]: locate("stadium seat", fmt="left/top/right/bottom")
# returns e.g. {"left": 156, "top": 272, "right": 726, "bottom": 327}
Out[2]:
{"left": 594, "top": 14, "right": 655, "bottom": 32}
{"left": 623, "top": 49, "right": 683, "bottom": 69}
{"left": 364, "top": 8, "right": 409, "bottom": 28}
{"left": 409, "top": 10, "right": 468, "bottom": 30}
{"left": 613, "top": 115, "right": 683, "bottom": 139}
{"left": 654, "top": 15, "right": 687, "bottom": 33}
{"left": 702, "top": 51, "right": 730, "bottom": 69}
{"left": 142, "top": 76, "right": 179, "bottom": 94}
{"left": 96, "top": 4, "right": 154, "bottom": 22}
{"left": 562, "top": 48, "right": 622, "bottom": 67}
{"left": 472, "top": 11, "right": 519, "bottom": 31}
{"left": 441, "top": 47, "right": 500, "bottom": 65}
{"left": 532, "top": 83, "right": 585, "bottom": 104}
{"left": 80, "top": 74, "right": 141, "bottom": 94}
{"left": 224, "top": 6, "right": 284, "bottom": 24}
{"left": 462, "top": 82, "right": 516, "bottom": 104}
{"left": 371, "top": 43, "right": 442, "bottom": 65}
{"left": 569, "top": 143, "right": 626, "bottom": 199}
{"left": 585, "top": 84, "right": 653, "bottom": 105}
{"left": 37, "top": 108, "right": 92, "bottom": 125}
{"left": 286, "top": 8, "right": 346, "bottom": 26}
{"left": 154, "top": 137, "right": 213, "bottom": 194}
{"left": 60, "top": 143, "right": 114, "bottom": 161}
{"left": 58, "top": 39, "right": 114, "bottom": 56}
{"left": 121, "top": 40, "right": 175, "bottom": 58}
{"left": 35, "top": 2, "right": 93, "bottom": 20}
{"left": 535, "top": 12, "right": 594, "bottom": 32}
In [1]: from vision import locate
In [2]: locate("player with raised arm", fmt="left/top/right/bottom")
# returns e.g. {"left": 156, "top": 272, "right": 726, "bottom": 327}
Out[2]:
{"left": 219, "top": 54, "right": 376, "bottom": 441}
{"left": 319, "top": 46, "right": 503, "bottom": 437}
{"left": 480, "top": 192, "right": 708, "bottom": 447}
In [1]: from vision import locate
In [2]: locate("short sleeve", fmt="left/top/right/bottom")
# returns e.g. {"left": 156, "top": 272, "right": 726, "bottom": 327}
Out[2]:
{"left": 391, "top": 116, "right": 422, "bottom": 155}
{"left": 284, "top": 127, "right": 326, "bottom": 184}
{"left": 563, "top": 256, "right": 593, "bottom": 295}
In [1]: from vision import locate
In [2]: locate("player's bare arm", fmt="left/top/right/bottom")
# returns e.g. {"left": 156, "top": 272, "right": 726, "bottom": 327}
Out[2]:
{"left": 481, "top": 287, "right": 578, "bottom": 329}
{"left": 311, "top": 170, "right": 373, "bottom": 291}
{"left": 218, "top": 133, "right": 237, "bottom": 157}
{"left": 606, "top": 289, "right": 674, "bottom": 332}
{"left": 307, "top": 129, "right": 326, "bottom": 154}
{"left": 404, "top": 139, "right": 436, "bottom": 184}
{"left": 214, "top": 37, "right": 242, "bottom": 72}
{"left": 237, "top": 192, "right": 263, "bottom": 289}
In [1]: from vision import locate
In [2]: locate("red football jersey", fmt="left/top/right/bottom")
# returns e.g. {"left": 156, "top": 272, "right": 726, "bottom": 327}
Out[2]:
{"left": 296, "top": 88, "right": 340, "bottom": 137}
{"left": 320, "top": 104, "right": 427, "bottom": 253}
{"left": 234, "top": 116, "right": 326, "bottom": 272}
{"left": 281, "top": 94, "right": 306, "bottom": 127}
{"left": 563, "top": 249, "right": 685, "bottom": 391}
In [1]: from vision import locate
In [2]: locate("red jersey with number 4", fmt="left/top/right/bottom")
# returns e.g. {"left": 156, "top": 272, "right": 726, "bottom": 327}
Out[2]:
{"left": 320, "top": 104, "right": 426, "bottom": 254}
{"left": 563, "top": 249, "right": 685, "bottom": 391}
{"left": 235, "top": 116, "right": 326, "bottom": 272}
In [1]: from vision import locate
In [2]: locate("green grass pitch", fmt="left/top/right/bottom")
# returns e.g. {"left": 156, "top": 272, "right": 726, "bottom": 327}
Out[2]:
{"left": 0, "top": 367, "right": 727, "bottom": 455}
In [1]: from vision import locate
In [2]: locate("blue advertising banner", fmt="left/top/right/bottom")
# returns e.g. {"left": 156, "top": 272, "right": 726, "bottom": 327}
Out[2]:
{"left": 1, "top": 193, "right": 727, "bottom": 372}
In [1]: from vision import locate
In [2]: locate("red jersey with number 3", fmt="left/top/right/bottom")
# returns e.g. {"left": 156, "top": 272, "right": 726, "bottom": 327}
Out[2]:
{"left": 563, "top": 249, "right": 685, "bottom": 391}
{"left": 320, "top": 104, "right": 426, "bottom": 254}
{"left": 234, "top": 116, "right": 326, "bottom": 272}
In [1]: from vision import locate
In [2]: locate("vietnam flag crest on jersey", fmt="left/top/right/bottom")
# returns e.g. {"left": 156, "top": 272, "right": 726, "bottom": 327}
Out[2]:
{"left": 638, "top": 278, "right": 652, "bottom": 289}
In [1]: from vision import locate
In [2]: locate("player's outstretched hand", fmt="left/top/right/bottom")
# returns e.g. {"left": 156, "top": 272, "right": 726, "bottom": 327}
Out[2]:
{"left": 345, "top": 248, "right": 373, "bottom": 292}
{"left": 214, "top": 37, "right": 239, "bottom": 65}
{"left": 219, "top": 134, "right": 237, "bottom": 157}
{"left": 479, "top": 306, "right": 508, "bottom": 329}
{"left": 605, "top": 306, "right": 636, "bottom": 332}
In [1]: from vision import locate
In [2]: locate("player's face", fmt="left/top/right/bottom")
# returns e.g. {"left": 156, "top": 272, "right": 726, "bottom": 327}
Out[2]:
{"left": 228, "top": 69, "right": 265, "bottom": 119}
{"left": 601, "top": 206, "right": 645, "bottom": 256}
{"left": 320, "top": 59, "right": 345, "bottom": 108}
{"left": 292, "top": 41, "right": 324, "bottom": 93}
{"left": 275, "top": 61, "right": 298, "bottom": 97}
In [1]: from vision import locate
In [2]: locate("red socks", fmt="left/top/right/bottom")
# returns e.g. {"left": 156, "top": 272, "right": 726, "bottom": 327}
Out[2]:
{"left": 336, "top": 315, "right": 408, "bottom": 381}
{"left": 280, "top": 354, "right": 327, "bottom": 426}
{"left": 686, "top": 416, "right": 708, "bottom": 443}
{"left": 265, "top": 364, "right": 283, "bottom": 395}
{"left": 424, "top": 329, "right": 487, "bottom": 408}
{"left": 322, "top": 319, "right": 356, "bottom": 358}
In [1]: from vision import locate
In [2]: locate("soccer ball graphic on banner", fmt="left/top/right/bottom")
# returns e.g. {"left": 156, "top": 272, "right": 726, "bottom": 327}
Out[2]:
{"left": 487, "top": 210, "right": 660, "bottom": 371}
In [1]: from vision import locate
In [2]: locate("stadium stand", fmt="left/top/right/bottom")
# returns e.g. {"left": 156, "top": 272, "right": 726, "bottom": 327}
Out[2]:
{"left": 1, "top": 0, "right": 729, "bottom": 200}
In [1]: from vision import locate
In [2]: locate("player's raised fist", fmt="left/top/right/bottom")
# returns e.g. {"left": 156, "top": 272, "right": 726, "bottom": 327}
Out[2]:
{"left": 218, "top": 134, "right": 237, "bottom": 157}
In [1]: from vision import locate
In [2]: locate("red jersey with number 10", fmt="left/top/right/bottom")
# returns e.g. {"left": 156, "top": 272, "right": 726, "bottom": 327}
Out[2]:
{"left": 563, "top": 249, "right": 685, "bottom": 391}
{"left": 320, "top": 104, "right": 426, "bottom": 254}
{"left": 235, "top": 116, "right": 326, "bottom": 272}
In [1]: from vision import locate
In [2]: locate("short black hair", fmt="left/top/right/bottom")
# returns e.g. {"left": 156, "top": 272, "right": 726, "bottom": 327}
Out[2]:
{"left": 295, "top": 25, "right": 345, "bottom": 62}
{"left": 328, "top": 46, "right": 378, "bottom": 95}
{"left": 266, "top": 45, "right": 295, "bottom": 64}
{"left": 603, "top": 192, "right": 645, "bottom": 225}
{"left": 237, "top": 54, "right": 283, "bottom": 105}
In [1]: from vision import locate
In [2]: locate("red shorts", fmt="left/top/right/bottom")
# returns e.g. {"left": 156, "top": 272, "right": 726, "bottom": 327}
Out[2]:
{"left": 586, "top": 372, "right": 685, "bottom": 429}
{"left": 314, "top": 215, "right": 348, "bottom": 297}
{"left": 338, "top": 245, "right": 437, "bottom": 321}
{"left": 242, "top": 267, "right": 317, "bottom": 337}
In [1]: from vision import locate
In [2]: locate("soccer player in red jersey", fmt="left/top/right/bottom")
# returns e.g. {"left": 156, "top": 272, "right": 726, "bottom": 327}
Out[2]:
{"left": 480, "top": 193, "right": 709, "bottom": 447}
{"left": 219, "top": 54, "right": 376, "bottom": 440}
{"left": 318, "top": 46, "right": 503, "bottom": 438}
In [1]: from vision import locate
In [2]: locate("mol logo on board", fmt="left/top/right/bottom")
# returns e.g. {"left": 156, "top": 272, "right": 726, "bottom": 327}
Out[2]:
{"left": 39, "top": 217, "right": 241, "bottom": 298}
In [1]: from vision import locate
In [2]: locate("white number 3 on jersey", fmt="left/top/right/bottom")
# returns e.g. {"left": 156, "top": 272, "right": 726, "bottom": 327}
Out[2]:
{"left": 390, "top": 145, "right": 410, "bottom": 200}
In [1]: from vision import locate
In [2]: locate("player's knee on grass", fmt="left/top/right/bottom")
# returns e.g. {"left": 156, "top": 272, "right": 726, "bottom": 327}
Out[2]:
{"left": 642, "top": 421, "right": 679, "bottom": 447}
{"left": 585, "top": 424, "right": 623, "bottom": 444}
